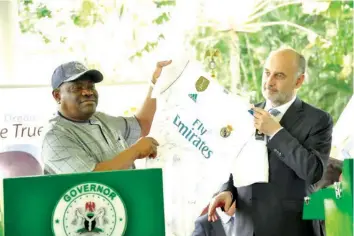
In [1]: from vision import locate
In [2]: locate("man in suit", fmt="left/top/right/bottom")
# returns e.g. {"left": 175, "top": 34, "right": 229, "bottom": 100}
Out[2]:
{"left": 207, "top": 48, "right": 333, "bottom": 236}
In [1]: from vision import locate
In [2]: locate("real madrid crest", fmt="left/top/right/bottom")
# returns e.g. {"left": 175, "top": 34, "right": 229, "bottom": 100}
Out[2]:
{"left": 220, "top": 125, "right": 233, "bottom": 138}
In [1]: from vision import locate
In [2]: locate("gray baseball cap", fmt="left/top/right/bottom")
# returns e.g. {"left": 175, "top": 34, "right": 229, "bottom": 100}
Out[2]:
{"left": 51, "top": 61, "right": 103, "bottom": 90}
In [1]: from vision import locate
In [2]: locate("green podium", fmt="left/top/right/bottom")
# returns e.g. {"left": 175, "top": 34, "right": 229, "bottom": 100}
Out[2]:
{"left": 303, "top": 159, "right": 353, "bottom": 236}
{"left": 1, "top": 169, "right": 165, "bottom": 236}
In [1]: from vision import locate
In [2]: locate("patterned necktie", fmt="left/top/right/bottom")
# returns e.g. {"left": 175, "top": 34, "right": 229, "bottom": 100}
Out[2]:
{"left": 268, "top": 108, "right": 280, "bottom": 117}
{"left": 226, "top": 216, "right": 235, "bottom": 236}
{"left": 266, "top": 108, "right": 280, "bottom": 142}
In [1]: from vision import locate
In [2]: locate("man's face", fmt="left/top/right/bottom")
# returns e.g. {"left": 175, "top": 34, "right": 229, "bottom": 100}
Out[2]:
{"left": 54, "top": 78, "right": 99, "bottom": 121}
{"left": 261, "top": 51, "right": 303, "bottom": 106}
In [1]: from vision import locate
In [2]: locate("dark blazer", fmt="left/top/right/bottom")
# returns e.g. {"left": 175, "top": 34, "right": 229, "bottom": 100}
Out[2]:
{"left": 222, "top": 97, "right": 333, "bottom": 236}
{"left": 192, "top": 213, "right": 226, "bottom": 236}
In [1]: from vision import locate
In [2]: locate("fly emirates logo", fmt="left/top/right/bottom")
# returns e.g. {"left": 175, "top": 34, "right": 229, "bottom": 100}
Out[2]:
{"left": 173, "top": 114, "right": 213, "bottom": 158}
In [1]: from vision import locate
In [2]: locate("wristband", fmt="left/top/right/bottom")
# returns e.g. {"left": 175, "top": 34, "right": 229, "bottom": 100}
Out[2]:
{"left": 150, "top": 80, "right": 156, "bottom": 88}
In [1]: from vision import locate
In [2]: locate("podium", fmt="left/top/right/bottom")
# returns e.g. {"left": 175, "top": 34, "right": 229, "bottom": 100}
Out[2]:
{"left": 1, "top": 169, "right": 165, "bottom": 236}
{"left": 303, "top": 159, "right": 353, "bottom": 236}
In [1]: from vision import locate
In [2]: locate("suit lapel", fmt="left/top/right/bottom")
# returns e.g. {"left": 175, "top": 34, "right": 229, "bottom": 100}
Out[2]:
{"left": 279, "top": 97, "right": 304, "bottom": 130}
{"left": 211, "top": 218, "right": 227, "bottom": 236}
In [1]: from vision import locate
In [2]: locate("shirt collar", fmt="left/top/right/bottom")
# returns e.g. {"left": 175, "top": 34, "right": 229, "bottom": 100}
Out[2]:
{"left": 57, "top": 111, "right": 97, "bottom": 124}
{"left": 265, "top": 96, "right": 296, "bottom": 115}
{"left": 216, "top": 208, "right": 235, "bottom": 224}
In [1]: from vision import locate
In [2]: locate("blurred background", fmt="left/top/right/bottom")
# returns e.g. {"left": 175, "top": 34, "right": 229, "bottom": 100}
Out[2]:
{"left": 0, "top": 0, "right": 352, "bottom": 121}
{"left": 0, "top": 0, "right": 353, "bottom": 162}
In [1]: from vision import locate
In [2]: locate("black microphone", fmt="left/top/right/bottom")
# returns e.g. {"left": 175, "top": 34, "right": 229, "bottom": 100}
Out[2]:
{"left": 248, "top": 109, "right": 264, "bottom": 141}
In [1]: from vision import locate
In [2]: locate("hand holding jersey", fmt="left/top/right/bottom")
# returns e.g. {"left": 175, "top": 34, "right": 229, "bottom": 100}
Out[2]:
{"left": 146, "top": 60, "right": 270, "bottom": 235}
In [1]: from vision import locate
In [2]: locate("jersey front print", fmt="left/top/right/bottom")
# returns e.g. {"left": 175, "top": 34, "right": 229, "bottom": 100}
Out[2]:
{"left": 147, "top": 60, "right": 256, "bottom": 235}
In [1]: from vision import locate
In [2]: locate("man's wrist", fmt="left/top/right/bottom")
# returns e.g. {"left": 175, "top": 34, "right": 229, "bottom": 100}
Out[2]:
{"left": 151, "top": 76, "right": 158, "bottom": 84}
{"left": 150, "top": 80, "right": 156, "bottom": 88}
{"left": 127, "top": 146, "right": 140, "bottom": 160}
{"left": 270, "top": 126, "right": 283, "bottom": 139}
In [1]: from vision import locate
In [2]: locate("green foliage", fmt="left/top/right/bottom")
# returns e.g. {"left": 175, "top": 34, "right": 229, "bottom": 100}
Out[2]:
{"left": 129, "top": 34, "right": 165, "bottom": 61}
{"left": 18, "top": 0, "right": 118, "bottom": 42}
{"left": 189, "top": 27, "right": 235, "bottom": 91}
{"left": 129, "top": 0, "right": 176, "bottom": 60}
{"left": 189, "top": 0, "right": 353, "bottom": 123}
{"left": 18, "top": 0, "right": 52, "bottom": 42}
{"left": 154, "top": 1, "right": 176, "bottom": 8}
{"left": 70, "top": 0, "right": 105, "bottom": 28}
{"left": 17, "top": 0, "right": 352, "bottom": 122}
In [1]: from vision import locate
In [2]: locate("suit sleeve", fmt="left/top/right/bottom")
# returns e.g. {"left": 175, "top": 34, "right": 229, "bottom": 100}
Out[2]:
{"left": 192, "top": 220, "right": 207, "bottom": 236}
{"left": 267, "top": 112, "right": 333, "bottom": 184}
{"left": 219, "top": 174, "right": 238, "bottom": 204}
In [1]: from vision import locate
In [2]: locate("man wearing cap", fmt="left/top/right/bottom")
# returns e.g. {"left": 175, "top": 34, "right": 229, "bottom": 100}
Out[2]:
{"left": 42, "top": 60, "right": 172, "bottom": 174}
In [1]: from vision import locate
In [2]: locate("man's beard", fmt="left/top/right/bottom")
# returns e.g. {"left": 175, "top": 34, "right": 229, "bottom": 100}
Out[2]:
{"left": 263, "top": 89, "right": 289, "bottom": 106}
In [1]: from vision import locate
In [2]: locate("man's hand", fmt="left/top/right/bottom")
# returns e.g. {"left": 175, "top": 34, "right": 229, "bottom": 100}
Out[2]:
{"left": 131, "top": 137, "right": 159, "bottom": 159}
{"left": 152, "top": 60, "right": 172, "bottom": 83}
{"left": 253, "top": 107, "right": 282, "bottom": 136}
{"left": 208, "top": 191, "right": 233, "bottom": 222}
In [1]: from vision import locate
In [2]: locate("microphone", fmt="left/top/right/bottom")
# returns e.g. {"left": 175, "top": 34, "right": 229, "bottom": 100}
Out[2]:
{"left": 248, "top": 109, "right": 265, "bottom": 141}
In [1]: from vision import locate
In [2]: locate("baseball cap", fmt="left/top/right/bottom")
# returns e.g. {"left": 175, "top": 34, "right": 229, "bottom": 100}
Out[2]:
{"left": 51, "top": 61, "right": 103, "bottom": 90}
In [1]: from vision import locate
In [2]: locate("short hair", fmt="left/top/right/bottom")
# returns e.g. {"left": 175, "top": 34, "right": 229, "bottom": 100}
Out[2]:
{"left": 297, "top": 53, "right": 306, "bottom": 76}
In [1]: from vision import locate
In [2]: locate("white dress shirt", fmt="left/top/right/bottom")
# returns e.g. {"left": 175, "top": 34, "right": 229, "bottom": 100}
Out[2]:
{"left": 216, "top": 208, "right": 236, "bottom": 236}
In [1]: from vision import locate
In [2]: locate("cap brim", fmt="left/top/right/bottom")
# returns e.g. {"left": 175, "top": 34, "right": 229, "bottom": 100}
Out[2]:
{"left": 64, "top": 69, "right": 103, "bottom": 84}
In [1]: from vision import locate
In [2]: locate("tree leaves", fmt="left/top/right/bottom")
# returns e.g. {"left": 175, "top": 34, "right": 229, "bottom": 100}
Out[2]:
{"left": 152, "top": 12, "right": 170, "bottom": 24}
{"left": 154, "top": 1, "right": 176, "bottom": 8}
{"left": 23, "top": 0, "right": 33, "bottom": 6}
{"left": 36, "top": 4, "right": 51, "bottom": 19}
{"left": 71, "top": 0, "right": 104, "bottom": 28}
{"left": 119, "top": 4, "right": 124, "bottom": 19}
{"left": 129, "top": 34, "right": 165, "bottom": 61}
{"left": 189, "top": 0, "right": 352, "bottom": 122}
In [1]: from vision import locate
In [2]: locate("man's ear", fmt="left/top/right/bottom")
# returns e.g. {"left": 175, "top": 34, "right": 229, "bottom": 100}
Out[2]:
{"left": 52, "top": 89, "right": 61, "bottom": 104}
{"left": 295, "top": 74, "right": 305, "bottom": 89}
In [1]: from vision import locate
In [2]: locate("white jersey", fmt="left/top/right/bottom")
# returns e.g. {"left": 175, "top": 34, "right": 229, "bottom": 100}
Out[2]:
{"left": 147, "top": 60, "right": 268, "bottom": 236}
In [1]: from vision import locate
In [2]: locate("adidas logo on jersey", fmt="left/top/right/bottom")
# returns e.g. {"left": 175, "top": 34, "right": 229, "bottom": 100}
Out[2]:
{"left": 188, "top": 93, "right": 198, "bottom": 102}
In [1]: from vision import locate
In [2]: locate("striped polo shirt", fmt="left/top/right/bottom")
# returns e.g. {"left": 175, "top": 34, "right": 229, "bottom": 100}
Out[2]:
{"left": 41, "top": 112, "right": 141, "bottom": 174}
